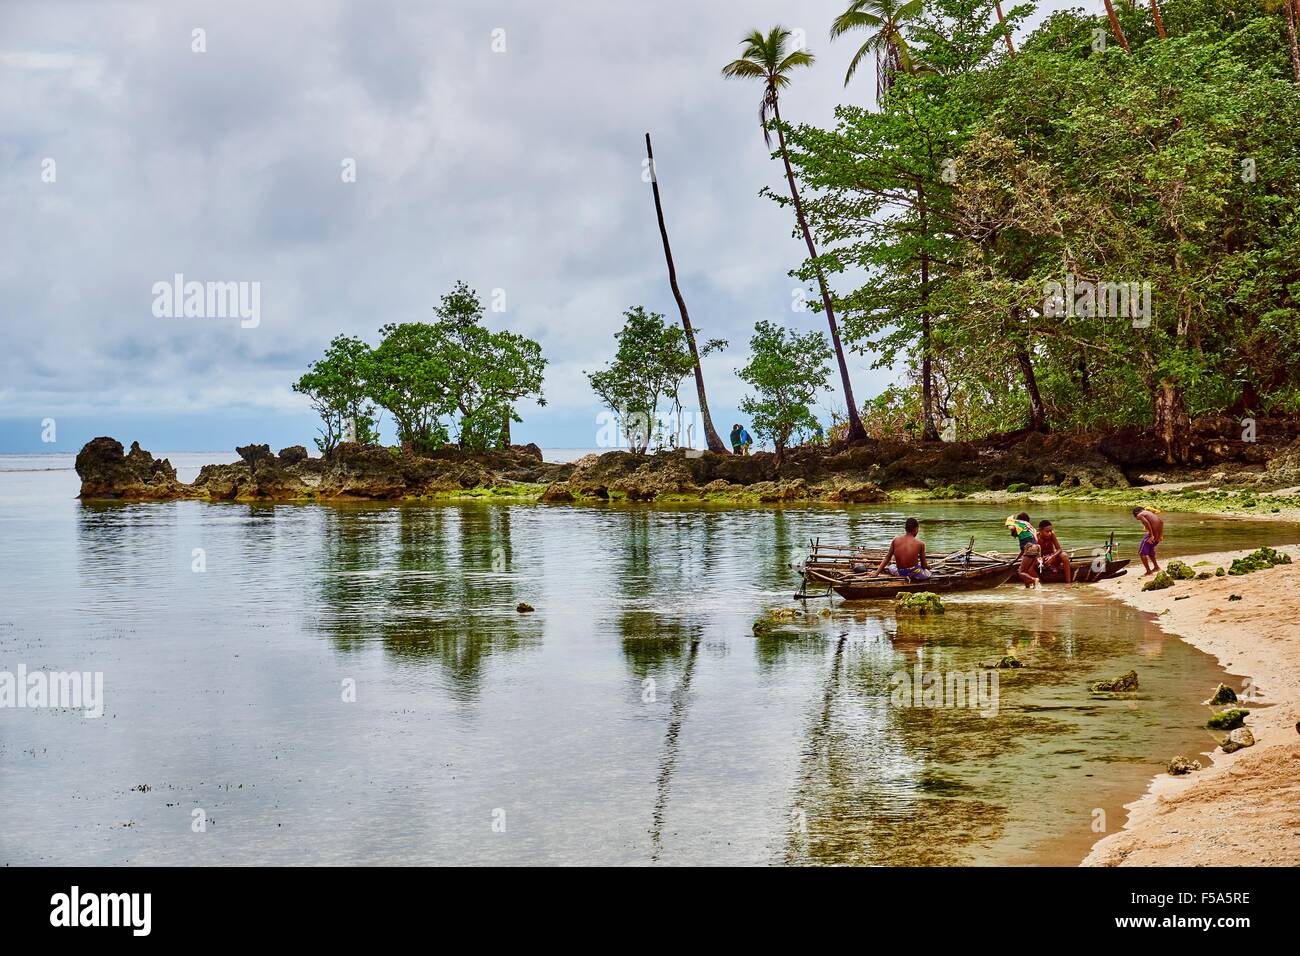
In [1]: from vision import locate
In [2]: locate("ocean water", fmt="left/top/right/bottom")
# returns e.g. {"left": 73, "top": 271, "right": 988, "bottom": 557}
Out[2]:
{"left": 2, "top": 453, "right": 1296, "bottom": 865}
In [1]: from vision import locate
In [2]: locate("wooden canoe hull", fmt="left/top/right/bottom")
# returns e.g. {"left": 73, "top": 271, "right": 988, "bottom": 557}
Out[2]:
{"left": 1039, "top": 558, "right": 1129, "bottom": 584}
{"left": 826, "top": 561, "right": 1020, "bottom": 600}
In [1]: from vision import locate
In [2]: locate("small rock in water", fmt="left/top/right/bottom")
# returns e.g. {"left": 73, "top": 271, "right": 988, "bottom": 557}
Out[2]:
{"left": 1228, "top": 594, "right": 1242, "bottom": 601}
{"left": 1090, "top": 669, "right": 1139, "bottom": 693}
{"left": 1220, "top": 727, "right": 1255, "bottom": 753}
{"left": 1208, "top": 683, "right": 1238, "bottom": 705}
{"left": 995, "top": 655, "right": 1023, "bottom": 669}
{"left": 516, "top": 602, "right": 534, "bottom": 613}
{"left": 1205, "top": 708, "right": 1248, "bottom": 731}
{"left": 769, "top": 607, "right": 798, "bottom": 621}
{"left": 1168, "top": 755, "right": 1201, "bottom": 775}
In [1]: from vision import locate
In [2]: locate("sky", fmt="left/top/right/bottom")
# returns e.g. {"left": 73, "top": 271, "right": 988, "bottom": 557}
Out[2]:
{"left": 0, "top": 0, "right": 1081, "bottom": 454}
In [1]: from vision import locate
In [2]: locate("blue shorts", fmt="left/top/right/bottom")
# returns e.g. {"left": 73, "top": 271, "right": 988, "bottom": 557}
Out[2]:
{"left": 887, "top": 565, "right": 932, "bottom": 581}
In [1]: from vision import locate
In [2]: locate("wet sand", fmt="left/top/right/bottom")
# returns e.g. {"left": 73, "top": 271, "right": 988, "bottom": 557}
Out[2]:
{"left": 1083, "top": 548, "right": 1300, "bottom": 866}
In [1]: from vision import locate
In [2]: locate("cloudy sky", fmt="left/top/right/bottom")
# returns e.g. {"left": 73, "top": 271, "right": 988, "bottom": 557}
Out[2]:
{"left": 1, "top": 0, "right": 1078, "bottom": 454}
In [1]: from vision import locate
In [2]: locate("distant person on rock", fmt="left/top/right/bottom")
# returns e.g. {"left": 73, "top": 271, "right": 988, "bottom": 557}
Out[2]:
{"left": 873, "top": 517, "right": 931, "bottom": 581}
{"left": 1133, "top": 506, "right": 1164, "bottom": 575}
{"left": 730, "top": 423, "right": 744, "bottom": 455}
{"left": 1037, "top": 519, "right": 1073, "bottom": 585}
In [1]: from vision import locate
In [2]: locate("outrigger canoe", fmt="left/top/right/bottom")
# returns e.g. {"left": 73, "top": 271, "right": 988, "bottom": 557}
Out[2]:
{"left": 813, "top": 560, "right": 1020, "bottom": 600}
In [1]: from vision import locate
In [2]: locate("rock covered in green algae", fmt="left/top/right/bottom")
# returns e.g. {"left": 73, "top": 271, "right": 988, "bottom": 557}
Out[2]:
{"left": 1165, "top": 560, "right": 1196, "bottom": 580}
{"left": 1205, "top": 708, "right": 1249, "bottom": 730}
{"left": 1142, "top": 571, "right": 1175, "bottom": 591}
{"left": 1208, "top": 683, "right": 1238, "bottom": 705}
{"left": 1168, "top": 755, "right": 1201, "bottom": 775}
{"left": 1215, "top": 567, "right": 1226, "bottom": 576}
{"left": 1228, "top": 547, "right": 1293, "bottom": 576}
{"left": 1220, "top": 726, "right": 1256, "bottom": 753}
{"left": 1090, "top": 669, "right": 1139, "bottom": 693}
{"left": 894, "top": 591, "right": 945, "bottom": 614}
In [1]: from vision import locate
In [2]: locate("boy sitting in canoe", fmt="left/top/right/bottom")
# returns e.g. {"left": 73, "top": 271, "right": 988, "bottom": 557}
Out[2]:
{"left": 1133, "top": 506, "right": 1164, "bottom": 575}
{"left": 872, "top": 517, "right": 931, "bottom": 580}
{"left": 1006, "top": 513, "right": 1041, "bottom": 589}
{"left": 1037, "top": 519, "right": 1073, "bottom": 585}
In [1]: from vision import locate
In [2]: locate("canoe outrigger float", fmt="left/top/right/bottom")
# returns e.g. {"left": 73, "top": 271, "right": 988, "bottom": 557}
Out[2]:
{"left": 795, "top": 533, "right": 1128, "bottom": 601}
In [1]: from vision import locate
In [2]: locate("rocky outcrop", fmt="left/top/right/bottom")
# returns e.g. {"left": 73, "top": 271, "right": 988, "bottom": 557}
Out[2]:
{"left": 77, "top": 438, "right": 571, "bottom": 502}
{"left": 1090, "top": 670, "right": 1139, "bottom": 693}
{"left": 74, "top": 438, "right": 193, "bottom": 500}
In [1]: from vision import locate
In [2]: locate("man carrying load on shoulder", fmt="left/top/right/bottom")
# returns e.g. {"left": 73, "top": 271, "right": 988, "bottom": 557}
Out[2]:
{"left": 873, "top": 517, "right": 931, "bottom": 581}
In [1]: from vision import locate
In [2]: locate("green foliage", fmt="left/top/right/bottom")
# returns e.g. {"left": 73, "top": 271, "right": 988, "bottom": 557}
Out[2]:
{"left": 292, "top": 335, "right": 381, "bottom": 454}
{"left": 296, "top": 282, "right": 545, "bottom": 455}
{"left": 782, "top": 0, "right": 1300, "bottom": 450}
{"left": 737, "top": 320, "right": 832, "bottom": 455}
{"left": 586, "top": 307, "right": 697, "bottom": 454}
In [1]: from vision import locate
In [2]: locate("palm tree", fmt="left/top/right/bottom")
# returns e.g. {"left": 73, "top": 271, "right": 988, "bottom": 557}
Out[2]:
{"left": 1149, "top": 0, "right": 1167, "bottom": 39}
{"left": 829, "top": 0, "right": 923, "bottom": 97}
{"left": 1102, "top": 0, "right": 1132, "bottom": 52}
{"left": 722, "top": 27, "right": 868, "bottom": 442}
{"left": 643, "top": 133, "right": 728, "bottom": 453}
{"left": 995, "top": 2, "right": 1016, "bottom": 54}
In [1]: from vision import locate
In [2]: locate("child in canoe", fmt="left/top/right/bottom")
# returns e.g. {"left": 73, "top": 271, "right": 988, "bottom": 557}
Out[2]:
{"left": 872, "top": 517, "right": 932, "bottom": 581}
{"left": 1037, "top": 519, "right": 1073, "bottom": 585}
{"left": 1006, "top": 513, "right": 1041, "bottom": 589}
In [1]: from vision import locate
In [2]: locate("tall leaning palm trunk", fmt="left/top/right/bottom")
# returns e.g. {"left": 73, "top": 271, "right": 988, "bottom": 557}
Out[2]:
{"left": 1102, "top": 0, "right": 1132, "bottom": 52}
{"left": 722, "top": 27, "right": 868, "bottom": 443}
{"left": 643, "top": 133, "right": 728, "bottom": 454}
{"left": 1149, "top": 0, "right": 1167, "bottom": 39}
{"left": 995, "top": 2, "right": 1016, "bottom": 54}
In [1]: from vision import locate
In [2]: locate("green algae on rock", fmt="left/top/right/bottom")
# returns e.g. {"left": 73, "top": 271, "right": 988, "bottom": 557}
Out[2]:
{"left": 894, "top": 592, "right": 945, "bottom": 614}
{"left": 1165, "top": 560, "right": 1196, "bottom": 580}
{"left": 1090, "top": 670, "right": 1139, "bottom": 693}
{"left": 1208, "top": 683, "right": 1238, "bottom": 705}
{"left": 1205, "top": 708, "right": 1249, "bottom": 730}
{"left": 1142, "top": 571, "right": 1175, "bottom": 591}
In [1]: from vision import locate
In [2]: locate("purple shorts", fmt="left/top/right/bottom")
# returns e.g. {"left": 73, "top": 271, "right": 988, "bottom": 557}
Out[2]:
{"left": 1139, "top": 535, "right": 1157, "bottom": 557}
{"left": 888, "top": 565, "right": 932, "bottom": 581}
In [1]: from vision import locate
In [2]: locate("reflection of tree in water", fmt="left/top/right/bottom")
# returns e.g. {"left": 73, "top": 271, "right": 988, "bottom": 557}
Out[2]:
{"left": 312, "top": 504, "right": 541, "bottom": 701}
{"left": 783, "top": 632, "right": 1014, "bottom": 866}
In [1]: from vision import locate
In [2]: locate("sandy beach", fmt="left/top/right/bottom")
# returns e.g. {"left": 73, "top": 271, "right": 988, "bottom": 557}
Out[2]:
{"left": 1082, "top": 547, "right": 1300, "bottom": 866}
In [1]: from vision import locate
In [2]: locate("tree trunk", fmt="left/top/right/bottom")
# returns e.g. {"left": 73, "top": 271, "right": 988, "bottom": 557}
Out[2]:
{"left": 1285, "top": 3, "right": 1300, "bottom": 84}
{"left": 772, "top": 97, "right": 868, "bottom": 443}
{"left": 1153, "top": 380, "right": 1192, "bottom": 465}
{"left": 995, "top": 3, "right": 1016, "bottom": 54}
{"left": 644, "top": 133, "right": 729, "bottom": 454}
{"left": 500, "top": 407, "right": 511, "bottom": 447}
{"left": 1015, "top": 348, "right": 1048, "bottom": 433}
{"left": 1149, "top": 0, "right": 1166, "bottom": 39}
{"left": 1102, "top": 0, "right": 1132, "bottom": 52}
{"left": 918, "top": 188, "right": 940, "bottom": 441}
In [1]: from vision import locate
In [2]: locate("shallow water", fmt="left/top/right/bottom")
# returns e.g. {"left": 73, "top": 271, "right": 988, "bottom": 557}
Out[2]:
{"left": 2, "top": 455, "right": 1297, "bottom": 865}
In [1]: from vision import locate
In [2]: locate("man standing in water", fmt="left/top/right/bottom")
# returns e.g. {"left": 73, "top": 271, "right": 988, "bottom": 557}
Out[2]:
{"left": 1133, "top": 506, "right": 1164, "bottom": 575}
{"left": 1006, "top": 513, "right": 1041, "bottom": 589}
{"left": 873, "top": 517, "right": 931, "bottom": 581}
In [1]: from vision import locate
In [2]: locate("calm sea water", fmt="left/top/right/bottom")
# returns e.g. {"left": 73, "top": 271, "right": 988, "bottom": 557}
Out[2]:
{"left": 2, "top": 453, "right": 1296, "bottom": 866}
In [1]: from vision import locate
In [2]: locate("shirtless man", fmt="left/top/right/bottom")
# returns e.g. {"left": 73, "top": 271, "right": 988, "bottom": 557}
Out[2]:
{"left": 1037, "top": 519, "right": 1073, "bottom": 585}
{"left": 873, "top": 517, "right": 931, "bottom": 581}
{"left": 1133, "top": 506, "right": 1164, "bottom": 575}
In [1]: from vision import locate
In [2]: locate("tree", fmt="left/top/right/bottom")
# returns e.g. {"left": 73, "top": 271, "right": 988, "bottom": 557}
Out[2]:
{"left": 722, "top": 26, "right": 868, "bottom": 442}
{"left": 293, "top": 334, "right": 381, "bottom": 453}
{"left": 644, "top": 133, "right": 729, "bottom": 454}
{"left": 431, "top": 281, "right": 547, "bottom": 449}
{"left": 830, "top": 0, "right": 925, "bottom": 95}
{"left": 368, "top": 322, "right": 454, "bottom": 454}
{"left": 587, "top": 307, "right": 697, "bottom": 454}
{"left": 1101, "top": 0, "right": 1132, "bottom": 52}
{"left": 738, "top": 320, "right": 833, "bottom": 462}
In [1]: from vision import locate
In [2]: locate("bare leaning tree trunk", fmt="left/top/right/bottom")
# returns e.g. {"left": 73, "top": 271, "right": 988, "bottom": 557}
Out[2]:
{"left": 644, "top": 133, "right": 729, "bottom": 454}
{"left": 1149, "top": 0, "right": 1167, "bottom": 39}
{"left": 995, "top": 2, "right": 1016, "bottom": 54}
